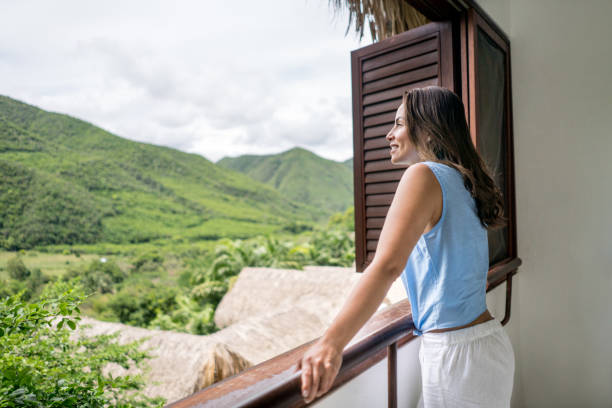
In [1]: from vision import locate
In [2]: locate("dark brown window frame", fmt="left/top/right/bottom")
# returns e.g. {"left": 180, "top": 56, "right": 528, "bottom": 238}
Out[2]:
{"left": 464, "top": 8, "right": 518, "bottom": 274}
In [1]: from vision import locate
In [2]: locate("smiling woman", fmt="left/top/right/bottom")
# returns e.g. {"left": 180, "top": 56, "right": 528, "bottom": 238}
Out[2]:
{"left": 386, "top": 103, "right": 420, "bottom": 166}
{"left": 298, "top": 86, "right": 513, "bottom": 406}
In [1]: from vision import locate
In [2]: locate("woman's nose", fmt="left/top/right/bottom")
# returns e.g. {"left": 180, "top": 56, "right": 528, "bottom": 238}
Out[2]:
{"left": 386, "top": 130, "right": 393, "bottom": 141}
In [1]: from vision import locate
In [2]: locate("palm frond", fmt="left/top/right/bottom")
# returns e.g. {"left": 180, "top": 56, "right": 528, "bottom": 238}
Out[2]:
{"left": 328, "top": 0, "right": 429, "bottom": 42}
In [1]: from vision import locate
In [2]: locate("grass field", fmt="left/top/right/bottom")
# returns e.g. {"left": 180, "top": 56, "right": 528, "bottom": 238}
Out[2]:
{"left": 0, "top": 250, "right": 101, "bottom": 279}
{"left": 0, "top": 226, "right": 315, "bottom": 281}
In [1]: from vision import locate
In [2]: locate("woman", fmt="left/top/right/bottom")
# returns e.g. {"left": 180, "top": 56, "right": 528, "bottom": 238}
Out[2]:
{"left": 297, "top": 86, "right": 515, "bottom": 407}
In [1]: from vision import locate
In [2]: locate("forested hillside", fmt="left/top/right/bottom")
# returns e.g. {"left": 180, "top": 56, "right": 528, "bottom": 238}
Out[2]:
{"left": 0, "top": 95, "right": 325, "bottom": 249}
{"left": 217, "top": 147, "right": 353, "bottom": 214}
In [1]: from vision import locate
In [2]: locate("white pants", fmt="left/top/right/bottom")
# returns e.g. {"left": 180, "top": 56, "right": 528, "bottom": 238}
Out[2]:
{"left": 416, "top": 318, "right": 515, "bottom": 408}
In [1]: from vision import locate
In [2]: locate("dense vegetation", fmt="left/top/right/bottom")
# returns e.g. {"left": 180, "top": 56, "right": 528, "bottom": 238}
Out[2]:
{"left": 0, "top": 95, "right": 336, "bottom": 250}
{"left": 0, "top": 94, "right": 357, "bottom": 403}
{"left": 217, "top": 147, "right": 353, "bottom": 214}
{"left": 0, "top": 206, "right": 355, "bottom": 337}
{"left": 0, "top": 279, "right": 165, "bottom": 407}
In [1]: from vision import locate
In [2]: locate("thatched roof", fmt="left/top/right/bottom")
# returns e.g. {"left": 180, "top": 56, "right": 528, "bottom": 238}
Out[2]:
{"left": 71, "top": 316, "right": 251, "bottom": 404}
{"left": 215, "top": 266, "right": 357, "bottom": 328}
{"left": 329, "top": 0, "right": 430, "bottom": 41}
{"left": 213, "top": 265, "right": 407, "bottom": 363}
{"left": 72, "top": 266, "right": 407, "bottom": 404}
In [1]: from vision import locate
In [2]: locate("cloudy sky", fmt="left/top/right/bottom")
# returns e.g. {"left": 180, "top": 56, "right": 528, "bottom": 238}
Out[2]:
{"left": 0, "top": 1, "right": 373, "bottom": 162}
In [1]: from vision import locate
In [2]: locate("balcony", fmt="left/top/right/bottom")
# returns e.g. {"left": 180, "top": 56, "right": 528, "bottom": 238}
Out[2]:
{"left": 167, "top": 258, "right": 520, "bottom": 407}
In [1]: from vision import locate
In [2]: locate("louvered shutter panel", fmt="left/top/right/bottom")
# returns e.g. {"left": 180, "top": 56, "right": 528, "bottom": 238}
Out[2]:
{"left": 351, "top": 21, "right": 457, "bottom": 272}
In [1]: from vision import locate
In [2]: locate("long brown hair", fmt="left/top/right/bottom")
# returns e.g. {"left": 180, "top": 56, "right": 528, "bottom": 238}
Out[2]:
{"left": 402, "top": 85, "right": 506, "bottom": 229}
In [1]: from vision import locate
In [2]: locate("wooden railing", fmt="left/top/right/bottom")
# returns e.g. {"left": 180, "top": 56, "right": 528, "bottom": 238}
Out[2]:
{"left": 167, "top": 257, "right": 521, "bottom": 408}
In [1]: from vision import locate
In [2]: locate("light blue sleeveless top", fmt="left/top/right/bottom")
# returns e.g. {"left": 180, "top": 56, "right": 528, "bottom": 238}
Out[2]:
{"left": 400, "top": 161, "right": 488, "bottom": 336}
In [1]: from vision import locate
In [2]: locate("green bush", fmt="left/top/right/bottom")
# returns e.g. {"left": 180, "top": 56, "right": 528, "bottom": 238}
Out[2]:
{"left": 131, "top": 251, "right": 164, "bottom": 274}
{"left": 190, "top": 280, "right": 228, "bottom": 307}
{"left": 306, "top": 228, "right": 355, "bottom": 267}
{"left": 108, "top": 283, "right": 178, "bottom": 327}
{"left": 281, "top": 220, "right": 313, "bottom": 234}
{"left": 148, "top": 295, "right": 217, "bottom": 335}
{"left": 177, "top": 269, "right": 192, "bottom": 288}
{"left": 0, "top": 279, "right": 29, "bottom": 301}
{"left": 64, "top": 259, "right": 127, "bottom": 295}
{"left": 0, "top": 279, "right": 165, "bottom": 407}
{"left": 7, "top": 256, "right": 29, "bottom": 280}
{"left": 0, "top": 258, "right": 48, "bottom": 301}
{"left": 327, "top": 206, "right": 355, "bottom": 231}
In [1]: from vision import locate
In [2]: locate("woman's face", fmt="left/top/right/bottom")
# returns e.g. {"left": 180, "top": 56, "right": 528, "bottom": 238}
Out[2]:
{"left": 386, "top": 103, "right": 420, "bottom": 165}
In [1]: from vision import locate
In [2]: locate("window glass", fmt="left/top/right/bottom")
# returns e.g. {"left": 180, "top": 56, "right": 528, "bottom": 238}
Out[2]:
{"left": 476, "top": 27, "right": 508, "bottom": 265}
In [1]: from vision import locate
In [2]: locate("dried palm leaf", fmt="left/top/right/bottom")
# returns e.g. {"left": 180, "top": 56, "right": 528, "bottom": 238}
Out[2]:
{"left": 328, "top": 0, "right": 429, "bottom": 42}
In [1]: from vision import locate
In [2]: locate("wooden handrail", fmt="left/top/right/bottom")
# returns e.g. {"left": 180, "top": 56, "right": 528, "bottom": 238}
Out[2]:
{"left": 167, "top": 299, "right": 414, "bottom": 408}
{"left": 487, "top": 257, "right": 522, "bottom": 290}
{"left": 167, "top": 260, "right": 520, "bottom": 407}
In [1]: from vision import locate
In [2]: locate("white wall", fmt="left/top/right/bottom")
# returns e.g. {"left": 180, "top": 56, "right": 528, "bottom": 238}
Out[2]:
{"left": 314, "top": 338, "right": 422, "bottom": 407}
{"left": 477, "top": 0, "right": 612, "bottom": 406}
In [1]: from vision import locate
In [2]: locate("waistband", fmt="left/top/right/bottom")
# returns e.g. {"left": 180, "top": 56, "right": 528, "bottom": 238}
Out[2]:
{"left": 420, "top": 318, "right": 503, "bottom": 346}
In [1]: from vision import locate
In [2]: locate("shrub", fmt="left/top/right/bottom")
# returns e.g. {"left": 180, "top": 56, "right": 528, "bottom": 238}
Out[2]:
{"left": 132, "top": 251, "right": 164, "bottom": 274}
{"left": 0, "top": 279, "right": 28, "bottom": 301}
{"left": 177, "top": 269, "right": 192, "bottom": 288}
{"left": 108, "top": 283, "right": 178, "bottom": 327}
{"left": 281, "top": 220, "right": 313, "bottom": 234}
{"left": 64, "top": 259, "right": 127, "bottom": 295}
{"left": 306, "top": 228, "right": 355, "bottom": 267}
{"left": 0, "top": 279, "right": 165, "bottom": 407}
{"left": 148, "top": 296, "right": 217, "bottom": 336}
{"left": 327, "top": 206, "right": 355, "bottom": 231}
{"left": 190, "top": 280, "right": 227, "bottom": 307}
{"left": 7, "top": 256, "right": 29, "bottom": 280}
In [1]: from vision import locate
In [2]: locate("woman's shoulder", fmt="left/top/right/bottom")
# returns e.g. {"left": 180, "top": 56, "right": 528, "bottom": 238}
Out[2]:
{"left": 403, "top": 162, "right": 440, "bottom": 186}
{"left": 418, "top": 161, "right": 463, "bottom": 182}
{"left": 408, "top": 161, "right": 447, "bottom": 185}
{"left": 399, "top": 162, "right": 443, "bottom": 210}
{"left": 419, "top": 160, "right": 454, "bottom": 172}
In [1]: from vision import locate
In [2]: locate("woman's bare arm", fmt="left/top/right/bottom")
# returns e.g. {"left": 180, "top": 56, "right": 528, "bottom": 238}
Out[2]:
{"left": 298, "top": 162, "right": 442, "bottom": 403}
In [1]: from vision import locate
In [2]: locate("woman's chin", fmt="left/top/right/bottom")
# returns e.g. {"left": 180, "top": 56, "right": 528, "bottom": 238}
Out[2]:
{"left": 390, "top": 154, "right": 405, "bottom": 165}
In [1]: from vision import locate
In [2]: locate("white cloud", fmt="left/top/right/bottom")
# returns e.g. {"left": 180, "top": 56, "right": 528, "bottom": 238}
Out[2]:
{"left": 0, "top": 0, "right": 372, "bottom": 162}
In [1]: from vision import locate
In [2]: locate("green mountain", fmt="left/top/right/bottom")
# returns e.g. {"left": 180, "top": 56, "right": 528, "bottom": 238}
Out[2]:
{"left": 217, "top": 147, "right": 353, "bottom": 215}
{"left": 0, "top": 95, "right": 324, "bottom": 250}
{"left": 343, "top": 157, "right": 353, "bottom": 170}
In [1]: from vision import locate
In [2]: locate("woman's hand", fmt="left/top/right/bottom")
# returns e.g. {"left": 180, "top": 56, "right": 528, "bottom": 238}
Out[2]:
{"left": 296, "top": 338, "right": 343, "bottom": 404}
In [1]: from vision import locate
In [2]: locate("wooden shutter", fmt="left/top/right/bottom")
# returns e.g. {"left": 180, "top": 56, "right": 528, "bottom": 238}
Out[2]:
{"left": 351, "top": 21, "right": 457, "bottom": 272}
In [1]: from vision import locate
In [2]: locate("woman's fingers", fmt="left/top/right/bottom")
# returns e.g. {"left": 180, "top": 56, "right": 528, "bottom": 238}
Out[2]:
{"left": 306, "top": 360, "right": 321, "bottom": 403}
{"left": 316, "top": 361, "right": 334, "bottom": 397}
{"left": 299, "top": 341, "right": 343, "bottom": 403}
{"left": 301, "top": 359, "right": 312, "bottom": 399}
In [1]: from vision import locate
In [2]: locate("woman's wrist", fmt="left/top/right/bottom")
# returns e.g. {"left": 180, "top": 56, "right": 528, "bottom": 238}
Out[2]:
{"left": 320, "top": 330, "right": 347, "bottom": 354}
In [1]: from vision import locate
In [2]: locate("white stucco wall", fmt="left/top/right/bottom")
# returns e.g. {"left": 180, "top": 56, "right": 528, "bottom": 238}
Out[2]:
{"left": 476, "top": 0, "right": 612, "bottom": 406}
{"left": 314, "top": 338, "right": 423, "bottom": 408}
